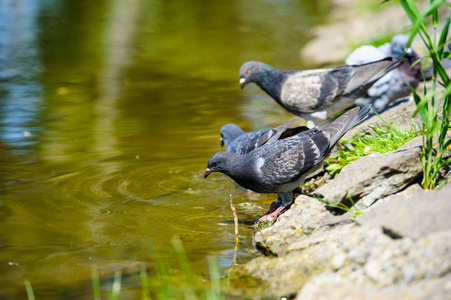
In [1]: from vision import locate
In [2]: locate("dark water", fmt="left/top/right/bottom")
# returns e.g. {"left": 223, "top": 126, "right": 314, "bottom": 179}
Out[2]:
{"left": 0, "top": 0, "right": 330, "bottom": 298}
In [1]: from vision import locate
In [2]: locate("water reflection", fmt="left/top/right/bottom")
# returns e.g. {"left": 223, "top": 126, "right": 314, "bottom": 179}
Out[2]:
{"left": 0, "top": 0, "right": 44, "bottom": 148}
{"left": 0, "top": 0, "right": 329, "bottom": 297}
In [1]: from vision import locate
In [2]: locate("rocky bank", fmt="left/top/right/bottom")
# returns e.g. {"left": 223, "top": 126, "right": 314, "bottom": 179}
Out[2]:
{"left": 228, "top": 101, "right": 451, "bottom": 299}
{"left": 227, "top": 0, "right": 451, "bottom": 294}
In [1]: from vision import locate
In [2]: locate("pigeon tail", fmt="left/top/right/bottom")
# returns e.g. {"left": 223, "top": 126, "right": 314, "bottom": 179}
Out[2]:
{"left": 319, "top": 104, "right": 372, "bottom": 148}
{"left": 343, "top": 57, "right": 404, "bottom": 99}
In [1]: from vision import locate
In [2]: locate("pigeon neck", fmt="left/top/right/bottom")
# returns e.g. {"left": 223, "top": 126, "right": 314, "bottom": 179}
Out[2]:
{"left": 226, "top": 154, "right": 248, "bottom": 177}
{"left": 256, "top": 67, "right": 284, "bottom": 102}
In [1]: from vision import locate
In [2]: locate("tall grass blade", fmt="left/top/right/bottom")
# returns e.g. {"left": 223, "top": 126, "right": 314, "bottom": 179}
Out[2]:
{"left": 140, "top": 265, "right": 151, "bottom": 300}
{"left": 92, "top": 266, "right": 101, "bottom": 300}
{"left": 208, "top": 256, "right": 222, "bottom": 299}
{"left": 110, "top": 271, "right": 121, "bottom": 300}
{"left": 172, "top": 238, "right": 197, "bottom": 300}
{"left": 23, "top": 279, "right": 35, "bottom": 300}
{"left": 438, "top": 17, "right": 450, "bottom": 55}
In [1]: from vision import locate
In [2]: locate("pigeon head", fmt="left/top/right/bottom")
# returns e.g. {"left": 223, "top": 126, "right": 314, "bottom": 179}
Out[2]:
{"left": 220, "top": 124, "right": 245, "bottom": 147}
{"left": 204, "top": 152, "right": 235, "bottom": 178}
{"left": 391, "top": 34, "right": 409, "bottom": 58}
{"left": 239, "top": 61, "right": 277, "bottom": 89}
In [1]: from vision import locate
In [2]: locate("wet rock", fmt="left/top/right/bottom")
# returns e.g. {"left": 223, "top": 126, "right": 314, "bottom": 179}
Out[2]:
{"left": 358, "top": 184, "right": 451, "bottom": 239}
{"left": 254, "top": 195, "right": 353, "bottom": 256}
{"left": 315, "top": 136, "right": 423, "bottom": 208}
{"left": 236, "top": 202, "right": 263, "bottom": 212}
{"left": 234, "top": 224, "right": 355, "bottom": 298}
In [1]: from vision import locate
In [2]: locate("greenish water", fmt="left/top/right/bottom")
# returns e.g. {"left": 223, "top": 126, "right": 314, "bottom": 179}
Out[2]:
{"left": 0, "top": 0, "right": 329, "bottom": 298}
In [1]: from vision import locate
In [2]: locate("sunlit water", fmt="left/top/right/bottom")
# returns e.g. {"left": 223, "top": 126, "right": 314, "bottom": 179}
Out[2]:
{"left": 0, "top": 0, "right": 330, "bottom": 298}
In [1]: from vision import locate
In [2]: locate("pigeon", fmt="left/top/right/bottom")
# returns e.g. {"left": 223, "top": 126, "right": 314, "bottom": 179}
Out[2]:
{"left": 345, "top": 34, "right": 422, "bottom": 111}
{"left": 239, "top": 58, "right": 400, "bottom": 127}
{"left": 205, "top": 104, "right": 372, "bottom": 222}
{"left": 220, "top": 119, "right": 309, "bottom": 154}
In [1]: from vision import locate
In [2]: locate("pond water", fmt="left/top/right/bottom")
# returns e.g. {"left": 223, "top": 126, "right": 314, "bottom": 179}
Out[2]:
{"left": 0, "top": 0, "right": 330, "bottom": 298}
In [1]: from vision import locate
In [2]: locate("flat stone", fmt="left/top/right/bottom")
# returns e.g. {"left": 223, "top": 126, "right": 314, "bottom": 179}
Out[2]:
{"left": 358, "top": 184, "right": 451, "bottom": 239}
{"left": 315, "top": 136, "right": 423, "bottom": 208}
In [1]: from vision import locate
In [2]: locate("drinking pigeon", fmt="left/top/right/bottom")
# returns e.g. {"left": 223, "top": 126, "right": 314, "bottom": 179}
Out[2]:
{"left": 239, "top": 58, "right": 399, "bottom": 127}
{"left": 345, "top": 34, "right": 422, "bottom": 111}
{"left": 220, "top": 119, "right": 309, "bottom": 154}
{"left": 205, "top": 105, "right": 372, "bottom": 222}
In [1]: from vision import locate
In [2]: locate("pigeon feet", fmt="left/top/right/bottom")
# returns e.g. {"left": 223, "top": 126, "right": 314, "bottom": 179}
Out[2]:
{"left": 255, "top": 204, "right": 288, "bottom": 227}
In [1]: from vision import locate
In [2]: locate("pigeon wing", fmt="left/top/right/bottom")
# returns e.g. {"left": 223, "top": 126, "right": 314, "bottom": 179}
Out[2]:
{"left": 227, "top": 129, "right": 271, "bottom": 154}
{"left": 258, "top": 131, "right": 330, "bottom": 186}
{"left": 280, "top": 69, "right": 353, "bottom": 113}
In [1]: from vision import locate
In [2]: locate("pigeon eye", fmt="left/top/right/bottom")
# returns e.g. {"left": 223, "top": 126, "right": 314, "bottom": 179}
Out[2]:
{"left": 244, "top": 70, "right": 249, "bottom": 75}
{"left": 212, "top": 162, "right": 219, "bottom": 167}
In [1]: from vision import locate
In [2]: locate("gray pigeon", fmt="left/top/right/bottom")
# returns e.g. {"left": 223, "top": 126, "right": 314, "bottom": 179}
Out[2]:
{"left": 239, "top": 58, "right": 399, "bottom": 127}
{"left": 205, "top": 105, "right": 372, "bottom": 222}
{"left": 220, "top": 119, "right": 309, "bottom": 154}
{"left": 345, "top": 34, "right": 422, "bottom": 111}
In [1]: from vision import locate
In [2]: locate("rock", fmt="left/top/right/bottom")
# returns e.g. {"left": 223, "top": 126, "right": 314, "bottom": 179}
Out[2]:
{"left": 232, "top": 223, "right": 355, "bottom": 298}
{"left": 299, "top": 2, "right": 451, "bottom": 66}
{"left": 231, "top": 222, "right": 451, "bottom": 299}
{"left": 296, "top": 272, "right": 451, "bottom": 300}
{"left": 315, "top": 136, "right": 423, "bottom": 208}
{"left": 358, "top": 184, "right": 451, "bottom": 239}
{"left": 254, "top": 195, "right": 353, "bottom": 256}
{"left": 371, "top": 183, "right": 422, "bottom": 208}
{"left": 299, "top": 4, "right": 427, "bottom": 66}
{"left": 236, "top": 202, "right": 263, "bottom": 211}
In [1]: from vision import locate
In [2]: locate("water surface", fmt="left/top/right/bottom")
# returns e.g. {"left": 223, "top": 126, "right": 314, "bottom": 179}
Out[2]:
{"left": 0, "top": 0, "right": 330, "bottom": 297}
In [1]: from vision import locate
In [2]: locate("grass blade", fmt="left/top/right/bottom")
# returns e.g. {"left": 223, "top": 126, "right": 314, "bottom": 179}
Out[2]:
{"left": 92, "top": 266, "right": 101, "bottom": 300}
{"left": 23, "top": 279, "right": 35, "bottom": 300}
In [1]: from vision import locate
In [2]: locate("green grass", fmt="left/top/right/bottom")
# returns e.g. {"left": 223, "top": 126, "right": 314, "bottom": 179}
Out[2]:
{"left": 55, "top": 238, "right": 228, "bottom": 300}
{"left": 325, "top": 117, "right": 421, "bottom": 177}
{"left": 23, "top": 279, "right": 35, "bottom": 300}
{"left": 140, "top": 238, "right": 226, "bottom": 300}
{"left": 398, "top": 0, "right": 451, "bottom": 189}
{"left": 320, "top": 197, "right": 364, "bottom": 218}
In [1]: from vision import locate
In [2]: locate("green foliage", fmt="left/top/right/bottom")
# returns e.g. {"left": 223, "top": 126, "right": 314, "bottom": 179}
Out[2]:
{"left": 325, "top": 120, "right": 420, "bottom": 177}
{"left": 320, "top": 197, "right": 364, "bottom": 218}
{"left": 399, "top": 0, "right": 451, "bottom": 189}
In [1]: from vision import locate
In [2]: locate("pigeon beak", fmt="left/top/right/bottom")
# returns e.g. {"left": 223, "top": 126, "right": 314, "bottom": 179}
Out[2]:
{"left": 204, "top": 168, "right": 212, "bottom": 178}
{"left": 220, "top": 139, "right": 224, "bottom": 147}
{"left": 239, "top": 78, "right": 246, "bottom": 89}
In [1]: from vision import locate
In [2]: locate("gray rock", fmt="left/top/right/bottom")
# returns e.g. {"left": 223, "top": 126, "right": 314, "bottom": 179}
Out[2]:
{"left": 232, "top": 222, "right": 451, "bottom": 299}
{"left": 254, "top": 195, "right": 353, "bottom": 256}
{"left": 296, "top": 272, "right": 451, "bottom": 300}
{"left": 371, "top": 183, "right": 422, "bottom": 208}
{"left": 358, "top": 184, "right": 451, "bottom": 239}
{"left": 315, "top": 136, "right": 423, "bottom": 208}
